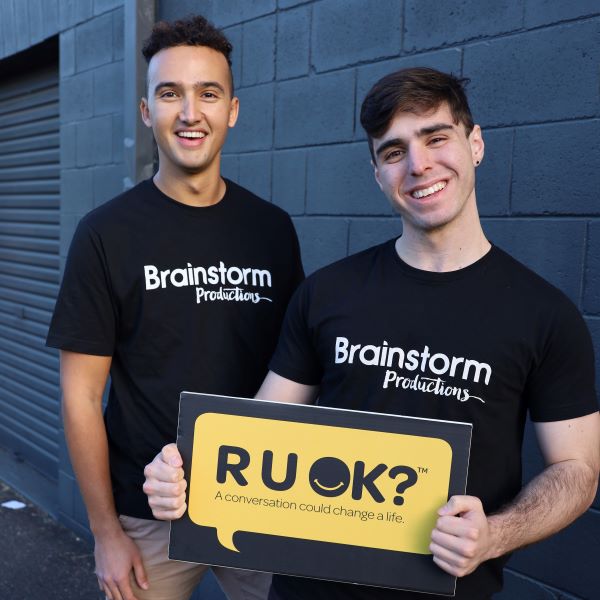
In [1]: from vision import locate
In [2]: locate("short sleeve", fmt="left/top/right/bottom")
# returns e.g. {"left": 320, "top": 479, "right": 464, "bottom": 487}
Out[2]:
{"left": 269, "top": 280, "right": 322, "bottom": 385}
{"left": 526, "top": 298, "right": 598, "bottom": 422}
{"left": 46, "top": 218, "right": 116, "bottom": 355}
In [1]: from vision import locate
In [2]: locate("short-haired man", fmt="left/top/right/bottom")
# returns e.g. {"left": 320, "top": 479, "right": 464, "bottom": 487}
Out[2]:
{"left": 144, "top": 68, "right": 599, "bottom": 600}
{"left": 47, "top": 15, "right": 303, "bottom": 600}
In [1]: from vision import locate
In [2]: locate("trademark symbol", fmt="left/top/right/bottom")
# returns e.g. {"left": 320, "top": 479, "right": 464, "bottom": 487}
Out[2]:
{"left": 417, "top": 467, "right": 428, "bottom": 474}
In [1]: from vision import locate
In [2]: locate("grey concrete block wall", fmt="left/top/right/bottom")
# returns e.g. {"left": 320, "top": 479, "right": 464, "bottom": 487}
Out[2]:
{"left": 313, "top": 0, "right": 402, "bottom": 71}
{"left": 512, "top": 121, "right": 600, "bottom": 215}
{"left": 404, "top": 0, "right": 523, "bottom": 50}
{"left": 276, "top": 5, "right": 310, "bottom": 79}
{"left": 158, "top": 2, "right": 598, "bottom": 598}
{"left": 464, "top": 21, "right": 600, "bottom": 127}
{"left": 57, "top": 2, "right": 126, "bottom": 244}
{"left": 275, "top": 70, "right": 356, "bottom": 147}
{"left": 305, "top": 143, "right": 385, "bottom": 216}
{"left": 242, "top": 15, "right": 276, "bottom": 86}
{"left": 228, "top": 84, "right": 274, "bottom": 151}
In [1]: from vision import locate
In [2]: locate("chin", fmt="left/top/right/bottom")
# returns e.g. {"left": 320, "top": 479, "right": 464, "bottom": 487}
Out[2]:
{"left": 176, "top": 157, "right": 212, "bottom": 171}
{"left": 408, "top": 212, "right": 457, "bottom": 233}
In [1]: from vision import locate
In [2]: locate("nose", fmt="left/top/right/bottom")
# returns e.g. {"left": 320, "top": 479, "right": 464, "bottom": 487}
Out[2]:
{"left": 407, "top": 145, "right": 431, "bottom": 177}
{"left": 179, "top": 95, "right": 201, "bottom": 124}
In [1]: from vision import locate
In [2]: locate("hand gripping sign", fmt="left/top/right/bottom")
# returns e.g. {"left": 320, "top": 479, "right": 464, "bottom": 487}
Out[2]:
{"left": 169, "top": 393, "right": 471, "bottom": 596}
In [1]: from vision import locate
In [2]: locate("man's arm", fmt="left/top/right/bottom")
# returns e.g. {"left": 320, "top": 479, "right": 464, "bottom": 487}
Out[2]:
{"left": 143, "top": 371, "right": 318, "bottom": 519}
{"left": 61, "top": 350, "right": 148, "bottom": 600}
{"left": 430, "top": 411, "right": 600, "bottom": 577}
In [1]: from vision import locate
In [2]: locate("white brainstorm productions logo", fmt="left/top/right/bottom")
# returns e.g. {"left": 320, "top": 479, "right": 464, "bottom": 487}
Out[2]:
{"left": 334, "top": 336, "right": 488, "bottom": 403}
{"left": 143, "top": 261, "right": 273, "bottom": 304}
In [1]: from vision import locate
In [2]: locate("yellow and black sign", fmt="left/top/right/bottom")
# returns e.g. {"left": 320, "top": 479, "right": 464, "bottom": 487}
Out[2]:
{"left": 169, "top": 393, "right": 471, "bottom": 596}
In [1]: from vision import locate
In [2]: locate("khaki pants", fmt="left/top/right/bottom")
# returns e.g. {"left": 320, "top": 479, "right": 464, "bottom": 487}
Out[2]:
{"left": 118, "top": 515, "right": 272, "bottom": 600}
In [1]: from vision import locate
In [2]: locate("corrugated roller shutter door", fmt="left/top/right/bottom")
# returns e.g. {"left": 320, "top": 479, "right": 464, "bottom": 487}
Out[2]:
{"left": 0, "top": 64, "right": 60, "bottom": 478}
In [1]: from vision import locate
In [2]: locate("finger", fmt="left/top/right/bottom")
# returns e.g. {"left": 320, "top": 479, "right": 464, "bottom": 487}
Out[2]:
{"left": 434, "top": 515, "right": 480, "bottom": 539}
{"left": 147, "top": 491, "right": 187, "bottom": 513}
{"left": 438, "top": 495, "right": 481, "bottom": 516}
{"left": 116, "top": 576, "right": 138, "bottom": 600}
{"left": 430, "top": 540, "right": 467, "bottom": 569}
{"left": 144, "top": 460, "right": 184, "bottom": 484}
{"left": 104, "top": 579, "right": 122, "bottom": 600}
{"left": 102, "top": 581, "right": 113, "bottom": 600}
{"left": 151, "top": 500, "right": 188, "bottom": 521}
{"left": 143, "top": 477, "right": 187, "bottom": 499}
{"left": 430, "top": 530, "right": 477, "bottom": 562}
{"left": 132, "top": 553, "right": 149, "bottom": 591}
{"left": 148, "top": 498, "right": 186, "bottom": 521}
{"left": 161, "top": 443, "right": 182, "bottom": 467}
{"left": 431, "top": 528, "right": 466, "bottom": 554}
{"left": 97, "top": 575, "right": 114, "bottom": 600}
{"left": 432, "top": 554, "right": 463, "bottom": 577}
{"left": 147, "top": 482, "right": 187, "bottom": 503}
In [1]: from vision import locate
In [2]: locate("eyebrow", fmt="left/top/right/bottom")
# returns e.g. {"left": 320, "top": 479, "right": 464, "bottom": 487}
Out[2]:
{"left": 153, "top": 80, "right": 226, "bottom": 95}
{"left": 375, "top": 123, "right": 455, "bottom": 158}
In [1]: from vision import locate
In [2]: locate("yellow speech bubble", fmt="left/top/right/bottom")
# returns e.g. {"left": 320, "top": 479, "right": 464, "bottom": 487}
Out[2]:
{"left": 188, "top": 413, "right": 452, "bottom": 555}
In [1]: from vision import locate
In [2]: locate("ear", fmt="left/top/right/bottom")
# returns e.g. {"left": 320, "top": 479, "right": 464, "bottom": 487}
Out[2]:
{"left": 140, "top": 98, "right": 152, "bottom": 129}
{"left": 469, "top": 124, "right": 484, "bottom": 165}
{"left": 228, "top": 96, "right": 240, "bottom": 128}
{"left": 371, "top": 159, "right": 384, "bottom": 192}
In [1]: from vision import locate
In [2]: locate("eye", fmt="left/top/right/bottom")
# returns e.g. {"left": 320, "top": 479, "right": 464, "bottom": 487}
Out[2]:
{"left": 200, "top": 90, "right": 220, "bottom": 100}
{"left": 159, "top": 90, "right": 178, "bottom": 99}
{"left": 429, "top": 136, "right": 447, "bottom": 145}
{"left": 384, "top": 149, "right": 405, "bottom": 163}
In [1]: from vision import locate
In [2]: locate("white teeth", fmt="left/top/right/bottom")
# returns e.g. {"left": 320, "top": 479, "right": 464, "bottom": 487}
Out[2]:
{"left": 177, "top": 131, "right": 206, "bottom": 138}
{"left": 411, "top": 181, "right": 446, "bottom": 199}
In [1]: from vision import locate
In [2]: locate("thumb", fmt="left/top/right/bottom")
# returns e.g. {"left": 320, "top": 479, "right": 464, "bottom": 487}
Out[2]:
{"left": 162, "top": 443, "right": 182, "bottom": 468}
{"left": 132, "top": 552, "right": 149, "bottom": 590}
{"left": 438, "top": 495, "right": 481, "bottom": 516}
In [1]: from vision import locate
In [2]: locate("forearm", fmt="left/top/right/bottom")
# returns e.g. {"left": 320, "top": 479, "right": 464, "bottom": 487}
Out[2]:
{"left": 63, "top": 397, "right": 121, "bottom": 536}
{"left": 487, "top": 459, "right": 598, "bottom": 559}
{"left": 432, "top": 415, "right": 599, "bottom": 577}
{"left": 60, "top": 354, "right": 147, "bottom": 596}
{"left": 64, "top": 390, "right": 150, "bottom": 596}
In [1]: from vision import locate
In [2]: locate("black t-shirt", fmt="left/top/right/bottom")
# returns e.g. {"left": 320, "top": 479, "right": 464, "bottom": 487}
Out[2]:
{"left": 47, "top": 178, "right": 304, "bottom": 519}
{"left": 269, "top": 239, "right": 597, "bottom": 600}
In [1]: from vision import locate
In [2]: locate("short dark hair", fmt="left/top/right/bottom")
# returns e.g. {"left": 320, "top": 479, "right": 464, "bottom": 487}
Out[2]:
{"left": 360, "top": 67, "right": 474, "bottom": 160}
{"left": 142, "top": 15, "right": 234, "bottom": 92}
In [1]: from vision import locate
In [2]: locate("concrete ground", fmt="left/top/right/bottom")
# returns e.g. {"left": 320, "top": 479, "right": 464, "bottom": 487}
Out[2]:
{"left": 0, "top": 455, "right": 224, "bottom": 600}
{"left": 0, "top": 478, "right": 101, "bottom": 600}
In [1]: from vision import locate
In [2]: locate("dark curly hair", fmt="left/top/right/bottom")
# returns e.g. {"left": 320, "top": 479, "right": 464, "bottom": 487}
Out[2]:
{"left": 360, "top": 67, "right": 474, "bottom": 161}
{"left": 142, "top": 15, "right": 234, "bottom": 92}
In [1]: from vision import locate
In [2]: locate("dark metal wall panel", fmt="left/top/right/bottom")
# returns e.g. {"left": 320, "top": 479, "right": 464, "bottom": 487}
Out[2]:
{"left": 0, "top": 63, "right": 60, "bottom": 479}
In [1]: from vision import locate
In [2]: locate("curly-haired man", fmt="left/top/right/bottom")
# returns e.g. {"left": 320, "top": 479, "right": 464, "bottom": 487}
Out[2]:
{"left": 47, "top": 15, "right": 303, "bottom": 600}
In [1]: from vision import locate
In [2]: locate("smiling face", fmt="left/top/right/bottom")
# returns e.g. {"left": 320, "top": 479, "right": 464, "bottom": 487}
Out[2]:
{"left": 140, "top": 45, "right": 238, "bottom": 182}
{"left": 309, "top": 457, "right": 351, "bottom": 497}
{"left": 372, "top": 103, "right": 484, "bottom": 237}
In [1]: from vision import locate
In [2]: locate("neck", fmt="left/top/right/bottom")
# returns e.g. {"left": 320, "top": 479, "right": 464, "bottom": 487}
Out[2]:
{"left": 153, "top": 162, "right": 225, "bottom": 207}
{"left": 396, "top": 214, "right": 490, "bottom": 273}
